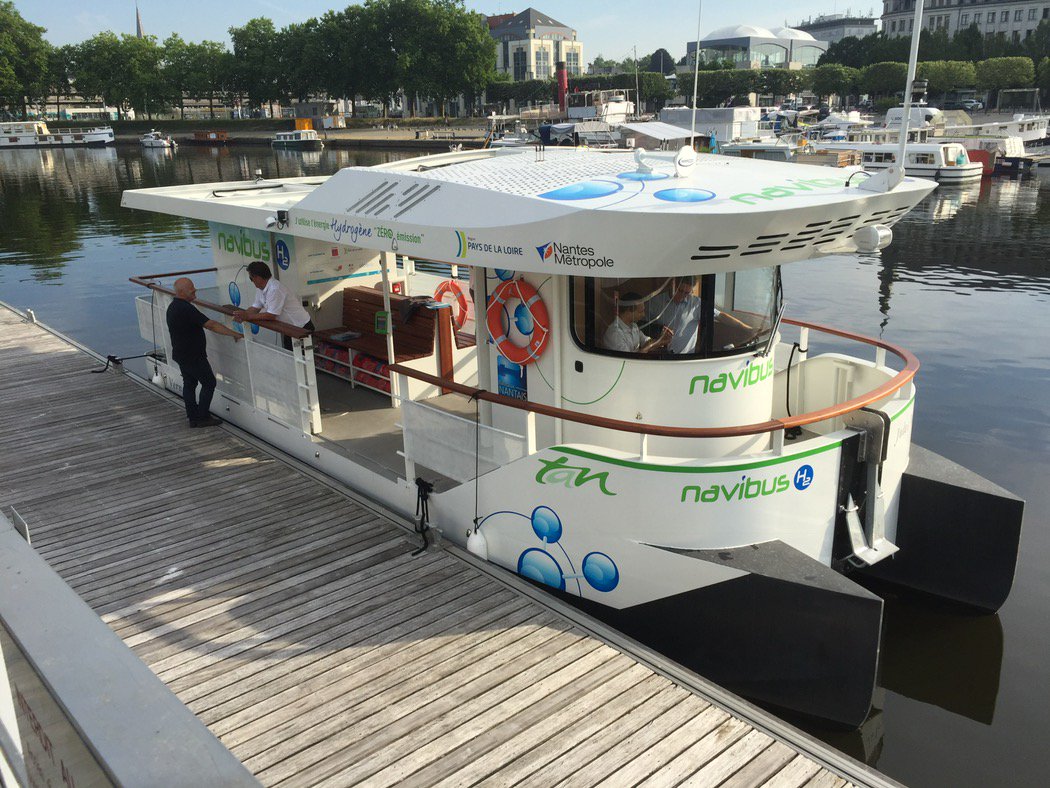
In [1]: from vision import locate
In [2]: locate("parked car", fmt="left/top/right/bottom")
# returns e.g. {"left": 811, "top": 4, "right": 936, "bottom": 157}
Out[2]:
{"left": 943, "top": 99, "right": 984, "bottom": 111}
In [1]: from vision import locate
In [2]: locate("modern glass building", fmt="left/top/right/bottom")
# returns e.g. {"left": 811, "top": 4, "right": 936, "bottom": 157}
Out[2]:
{"left": 686, "top": 25, "right": 828, "bottom": 69}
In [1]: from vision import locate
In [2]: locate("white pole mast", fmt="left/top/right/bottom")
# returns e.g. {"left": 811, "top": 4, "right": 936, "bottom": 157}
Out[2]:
{"left": 689, "top": 3, "right": 703, "bottom": 145}
{"left": 896, "top": 0, "right": 925, "bottom": 172}
{"left": 860, "top": 0, "right": 924, "bottom": 193}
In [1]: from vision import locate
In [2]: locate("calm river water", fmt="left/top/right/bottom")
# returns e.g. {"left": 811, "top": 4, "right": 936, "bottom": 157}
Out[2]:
{"left": 1, "top": 144, "right": 1048, "bottom": 786}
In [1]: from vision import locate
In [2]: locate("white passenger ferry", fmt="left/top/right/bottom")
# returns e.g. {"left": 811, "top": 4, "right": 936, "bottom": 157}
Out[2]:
{"left": 122, "top": 144, "right": 1022, "bottom": 727}
{"left": 0, "top": 121, "right": 114, "bottom": 148}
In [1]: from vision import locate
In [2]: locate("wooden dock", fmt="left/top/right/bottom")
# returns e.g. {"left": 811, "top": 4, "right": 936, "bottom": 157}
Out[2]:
{"left": 0, "top": 304, "right": 893, "bottom": 787}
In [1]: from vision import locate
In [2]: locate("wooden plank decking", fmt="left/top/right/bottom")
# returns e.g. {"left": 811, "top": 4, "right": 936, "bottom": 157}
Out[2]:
{"left": 0, "top": 305, "right": 880, "bottom": 787}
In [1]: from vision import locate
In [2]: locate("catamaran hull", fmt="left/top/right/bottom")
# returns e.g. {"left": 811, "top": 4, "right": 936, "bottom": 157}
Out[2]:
{"left": 856, "top": 444, "right": 1023, "bottom": 612}
{"left": 557, "top": 540, "right": 884, "bottom": 728}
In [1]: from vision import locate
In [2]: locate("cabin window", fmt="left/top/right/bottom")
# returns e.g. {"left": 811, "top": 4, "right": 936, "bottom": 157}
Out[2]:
{"left": 569, "top": 267, "right": 781, "bottom": 360}
{"left": 911, "top": 153, "right": 935, "bottom": 164}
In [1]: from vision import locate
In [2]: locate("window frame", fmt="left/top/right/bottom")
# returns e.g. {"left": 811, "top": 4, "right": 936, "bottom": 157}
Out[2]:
{"left": 568, "top": 270, "right": 783, "bottom": 362}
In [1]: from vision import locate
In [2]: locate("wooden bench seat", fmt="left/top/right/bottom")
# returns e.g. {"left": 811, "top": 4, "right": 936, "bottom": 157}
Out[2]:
{"left": 314, "top": 286, "right": 439, "bottom": 363}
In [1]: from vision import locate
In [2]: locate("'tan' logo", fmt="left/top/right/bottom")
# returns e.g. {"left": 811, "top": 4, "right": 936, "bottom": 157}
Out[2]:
{"left": 535, "top": 455, "right": 615, "bottom": 496}
{"left": 536, "top": 242, "right": 554, "bottom": 261}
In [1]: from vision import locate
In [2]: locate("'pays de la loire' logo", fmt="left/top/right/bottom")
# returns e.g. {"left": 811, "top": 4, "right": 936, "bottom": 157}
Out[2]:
{"left": 536, "top": 455, "right": 616, "bottom": 496}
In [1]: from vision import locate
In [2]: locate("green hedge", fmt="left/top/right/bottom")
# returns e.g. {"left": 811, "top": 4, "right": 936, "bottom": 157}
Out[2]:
{"left": 55, "top": 119, "right": 296, "bottom": 131}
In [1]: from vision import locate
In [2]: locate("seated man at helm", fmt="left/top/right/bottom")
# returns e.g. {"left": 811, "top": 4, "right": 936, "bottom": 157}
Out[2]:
{"left": 602, "top": 292, "right": 673, "bottom": 353}
{"left": 647, "top": 276, "right": 750, "bottom": 355}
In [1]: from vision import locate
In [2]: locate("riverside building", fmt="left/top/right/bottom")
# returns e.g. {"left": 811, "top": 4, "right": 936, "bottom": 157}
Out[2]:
{"left": 883, "top": 0, "right": 1050, "bottom": 41}
{"left": 487, "top": 8, "right": 584, "bottom": 80}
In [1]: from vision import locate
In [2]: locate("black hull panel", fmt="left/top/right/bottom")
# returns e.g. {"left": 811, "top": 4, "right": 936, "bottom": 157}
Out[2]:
{"left": 555, "top": 540, "right": 883, "bottom": 728}
{"left": 860, "top": 444, "right": 1023, "bottom": 612}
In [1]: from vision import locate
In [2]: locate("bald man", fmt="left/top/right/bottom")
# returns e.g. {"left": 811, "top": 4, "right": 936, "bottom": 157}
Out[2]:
{"left": 165, "top": 277, "right": 242, "bottom": 427}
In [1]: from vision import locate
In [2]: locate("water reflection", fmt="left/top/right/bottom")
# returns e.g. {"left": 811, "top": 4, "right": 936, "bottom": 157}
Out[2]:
{"left": 0, "top": 145, "right": 406, "bottom": 280}
{"left": 803, "top": 595, "right": 1005, "bottom": 766}
{"left": 879, "top": 177, "right": 1050, "bottom": 297}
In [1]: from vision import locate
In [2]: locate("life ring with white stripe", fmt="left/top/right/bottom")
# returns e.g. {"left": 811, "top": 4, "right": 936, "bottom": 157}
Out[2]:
{"left": 434, "top": 279, "right": 469, "bottom": 330}
{"left": 486, "top": 278, "right": 550, "bottom": 366}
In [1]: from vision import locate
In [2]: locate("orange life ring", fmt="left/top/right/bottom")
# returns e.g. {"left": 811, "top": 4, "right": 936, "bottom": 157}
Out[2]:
{"left": 486, "top": 278, "right": 550, "bottom": 366}
{"left": 434, "top": 279, "right": 469, "bottom": 330}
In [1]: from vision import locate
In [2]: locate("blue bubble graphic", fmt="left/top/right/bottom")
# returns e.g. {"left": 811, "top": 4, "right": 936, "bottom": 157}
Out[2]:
{"left": 514, "top": 302, "right": 534, "bottom": 335}
{"left": 539, "top": 180, "right": 623, "bottom": 200}
{"left": 495, "top": 269, "right": 514, "bottom": 281}
{"left": 617, "top": 171, "right": 669, "bottom": 181}
{"left": 582, "top": 552, "right": 619, "bottom": 592}
{"left": 228, "top": 282, "right": 241, "bottom": 306}
{"left": 530, "top": 506, "right": 562, "bottom": 543}
{"left": 653, "top": 188, "right": 716, "bottom": 203}
{"left": 250, "top": 322, "right": 260, "bottom": 335}
{"left": 518, "top": 548, "right": 565, "bottom": 590}
{"left": 793, "top": 464, "right": 814, "bottom": 491}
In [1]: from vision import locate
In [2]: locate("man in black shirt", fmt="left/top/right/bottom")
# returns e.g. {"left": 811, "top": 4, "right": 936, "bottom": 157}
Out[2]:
{"left": 166, "top": 277, "right": 242, "bottom": 427}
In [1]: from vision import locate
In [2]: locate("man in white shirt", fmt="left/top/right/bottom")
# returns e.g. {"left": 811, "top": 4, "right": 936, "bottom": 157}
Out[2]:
{"left": 646, "top": 277, "right": 707, "bottom": 355}
{"left": 602, "top": 292, "right": 673, "bottom": 354}
{"left": 233, "top": 261, "right": 314, "bottom": 349}
{"left": 646, "top": 277, "right": 750, "bottom": 355}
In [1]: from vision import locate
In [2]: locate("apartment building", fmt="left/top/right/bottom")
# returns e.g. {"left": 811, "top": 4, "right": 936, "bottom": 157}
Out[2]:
{"left": 883, "top": 0, "right": 1050, "bottom": 41}
{"left": 488, "top": 8, "right": 584, "bottom": 81}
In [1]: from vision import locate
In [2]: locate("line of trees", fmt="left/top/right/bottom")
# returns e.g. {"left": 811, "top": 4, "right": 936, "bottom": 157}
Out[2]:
{"left": 818, "top": 24, "right": 1050, "bottom": 105}
{"left": 1, "top": 0, "right": 497, "bottom": 121}
{"left": 820, "top": 23, "right": 1050, "bottom": 68}
{"left": 672, "top": 56, "right": 1049, "bottom": 109}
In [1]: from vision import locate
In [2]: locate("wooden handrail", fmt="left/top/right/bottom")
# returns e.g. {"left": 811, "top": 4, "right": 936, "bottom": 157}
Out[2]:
{"left": 130, "top": 270, "right": 311, "bottom": 339}
{"left": 391, "top": 319, "right": 918, "bottom": 440}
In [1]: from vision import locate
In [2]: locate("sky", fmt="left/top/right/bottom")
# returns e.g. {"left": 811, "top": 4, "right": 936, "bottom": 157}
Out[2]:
{"left": 18, "top": 1, "right": 879, "bottom": 62}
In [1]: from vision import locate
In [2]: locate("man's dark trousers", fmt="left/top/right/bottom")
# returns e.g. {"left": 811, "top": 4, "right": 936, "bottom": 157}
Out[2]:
{"left": 177, "top": 356, "right": 216, "bottom": 424}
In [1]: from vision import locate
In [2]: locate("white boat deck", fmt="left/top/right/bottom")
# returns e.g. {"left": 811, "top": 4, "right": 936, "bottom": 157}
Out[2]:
{"left": 0, "top": 304, "right": 893, "bottom": 787}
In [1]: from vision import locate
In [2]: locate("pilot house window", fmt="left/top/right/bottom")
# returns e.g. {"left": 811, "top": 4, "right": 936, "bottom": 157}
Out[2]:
{"left": 570, "top": 267, "right": 781, "bottom": 360}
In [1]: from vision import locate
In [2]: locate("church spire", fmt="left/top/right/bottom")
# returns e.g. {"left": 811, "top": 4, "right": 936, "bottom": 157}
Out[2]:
{"left": 135, "top": 4, "right": 145, "bottom": 38}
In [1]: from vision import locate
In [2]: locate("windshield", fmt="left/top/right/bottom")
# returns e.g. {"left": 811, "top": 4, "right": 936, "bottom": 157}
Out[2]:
{"left": 570, "top": 267, "right": 781, "bottom": 359}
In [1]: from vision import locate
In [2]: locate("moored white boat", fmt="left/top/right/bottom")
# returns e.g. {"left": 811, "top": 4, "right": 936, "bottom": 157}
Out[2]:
{"left": 818, "top": 140, "right": 983, "bottom": 181}
{"left": 0, "top": 121, "right": 114, "bottom": 149}
{"left": 140, "top": 130, "right": 177, "bottom": 149}
{"left": 944, "top": 114, "right": 1050, "bottom": 145}
{"left": 271, "top": 129, "right": 324, "bottom": 150}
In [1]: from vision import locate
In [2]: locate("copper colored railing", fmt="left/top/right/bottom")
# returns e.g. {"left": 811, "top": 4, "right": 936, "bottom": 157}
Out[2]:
{"left": 390, "top": 317, "right": 918, "bottom": 440}
{"left": 130, "top": 268, "right": 310, "bottom": 339}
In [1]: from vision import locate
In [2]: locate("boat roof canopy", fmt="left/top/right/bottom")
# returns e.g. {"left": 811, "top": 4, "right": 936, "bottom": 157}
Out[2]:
{"left": 121, "top": 147, "right": 935, "bottom": 278}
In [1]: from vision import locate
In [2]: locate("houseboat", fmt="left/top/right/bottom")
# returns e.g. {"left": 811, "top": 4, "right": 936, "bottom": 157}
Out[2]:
{"left": 140, "top": 130, "right": 177, "bottom": 149}
{"left": 0, "top": 121, "right": 114, "bottom": 148}
{"left": 272, "top": 129, "right": 324, "bottom": 150}
{"left": 188, "top": 130, "right": 229, "bottom": 145}
{"left": 122, "top": 145, "right": 1022, "bottom": 728}
{"left": 817, "top": 141, "right": 983, "bottom": 181}
{"left": 943, "top": 114, "right": 1050, "bottom": 145}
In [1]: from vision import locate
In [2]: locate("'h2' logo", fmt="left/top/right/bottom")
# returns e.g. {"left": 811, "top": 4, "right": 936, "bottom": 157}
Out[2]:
{"left": 793, "top": 464, "right": 814, "bottom": 491}
{"left": 275, "top": 239, "right": 291, "bottom": 270}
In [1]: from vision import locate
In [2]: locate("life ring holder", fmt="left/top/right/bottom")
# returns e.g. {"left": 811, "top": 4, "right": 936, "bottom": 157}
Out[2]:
{"left": 434, "top": 279, "right": 469, "bottom": 330}
{"left": 486, "top": 278, "right": 551, "bottom": 366}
